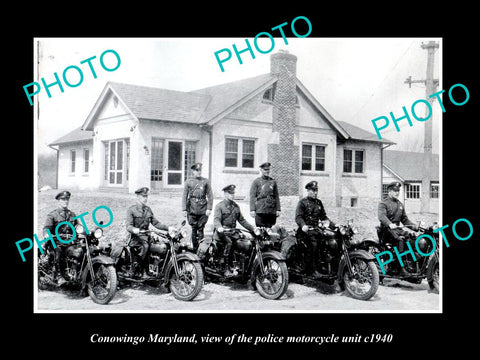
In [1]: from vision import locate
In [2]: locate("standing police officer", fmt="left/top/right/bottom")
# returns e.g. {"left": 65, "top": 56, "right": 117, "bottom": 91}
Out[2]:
{"left": 182, "top": 163, "right": 213, "bottom": 250}
{"left": 378, "top": 181, "right": 418, "bottom": 276}
{"left": 250, "top": 162, "right": 281, "bottom": 227}
{"left": 214, "top": 184, "right": 256, "bottom": 277}
{"left": 43, "top": 191, "right": 81, "bottom": 285}
{"left": 295, "top": 181, "right": 336, "bottom": 278}
{"left": 126, "top": 187, "right": 170, "bottom": 279}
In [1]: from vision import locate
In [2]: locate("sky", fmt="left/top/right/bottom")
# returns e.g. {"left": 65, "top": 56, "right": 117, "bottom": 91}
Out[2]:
{"left": 34, "top": 37, "right": 441, "bottom": 155}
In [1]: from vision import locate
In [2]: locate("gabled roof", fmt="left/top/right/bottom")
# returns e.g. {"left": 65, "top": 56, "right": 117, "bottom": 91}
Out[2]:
{"left": 192, "top": 73, "right": 276, "bottom": 124}
{"left": 66, "top": 72, "right": 387, "bottom": 145}
{"left": 383, "top": 150, "right": 439, "bottom": 182}
{"left": 338, "top": 121, "right": 395, "bottom": 144}
{"left": 49, "top": 126, "right": 93, "bottom": 146}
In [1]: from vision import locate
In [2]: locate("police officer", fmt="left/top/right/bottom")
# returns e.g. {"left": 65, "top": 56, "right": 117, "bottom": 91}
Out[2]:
{"left": 250, "top": 162, "right": 281, "bottom": 227}
{"left": 43, "top": 191, "right": 81, "bottom": 285}
{"left": 214, "top": 184, "right": 256, "bottom": 277}
{"left": 126, "top": 187, "right": 170, "bottom": 279}
{"left": 378, "top": 181, "right": 418, "bottom": 275}
{"left": 295, "top": 181, "right": 336, "bottom": 278}
{"left": 182, "top": 163, "right": 213, "bottom": 250}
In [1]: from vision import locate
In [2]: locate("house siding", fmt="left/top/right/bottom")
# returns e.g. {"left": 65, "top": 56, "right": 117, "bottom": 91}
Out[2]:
{"left": 57, "top": 141, "right": 94, "bottom": 190}
{"left": 335, "top": 140, "right": 382, "bottom": 209}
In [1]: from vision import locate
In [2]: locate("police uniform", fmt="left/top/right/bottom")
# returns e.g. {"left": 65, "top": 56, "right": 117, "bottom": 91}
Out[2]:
{"left": 378, "top": 182, "right": 416, "bottom": 252}
{"left": 126, "top": 187, "right": 168, "bottom": 275}
{"left": 295, "top": 181, "right": 334, "bottom": 275}
{"left": 250, "top": 162, "right": 281, "bottom": 227}
{"left": 42, "top": 191, "right": 80, "bottom": 282}
{"left": 214, "top": 185, "right": 255, "bottom": 269}
{"left": 182, "top": 163, "right": 213, "bottom": 249}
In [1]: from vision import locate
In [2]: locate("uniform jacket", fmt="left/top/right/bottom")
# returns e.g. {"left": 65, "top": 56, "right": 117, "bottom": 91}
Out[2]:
{"left": 249, "top": 176, "right": 281, "bottom": 214}
{"left": 182, "top": 177, "right": 213, "bottom": 215}
{"left": 378, "top": 196, "right": 415, "bottom": 228}
{"left": 126, "top": 203, "right": 168, "bottom": 234}
{"left": 213, "top": 199, "right": 255, "bottom": 232}
{"left": 43, "top": 207, "right": 79, "bottom": 235}
{"left": 295, "top": 196, "right": 330, "bottom": 228}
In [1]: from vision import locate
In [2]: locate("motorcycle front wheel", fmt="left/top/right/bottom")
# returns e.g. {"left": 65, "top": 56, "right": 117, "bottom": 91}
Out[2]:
{"left": 253, "top": 256, "right": 289, "bottom": 300}
{"left": 87, "top": 264, "right": 117, "bottom": 305}
{"left": 169, "top": 260, "right": 204, "bottom": 301}
{"left": 342, "top": 258, "right": 379, "bottom": 301}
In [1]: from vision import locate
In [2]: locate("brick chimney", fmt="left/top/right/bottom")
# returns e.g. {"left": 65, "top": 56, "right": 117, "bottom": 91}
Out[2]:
{"left": 268, "top": 50, "right": 299, "bottom": 196}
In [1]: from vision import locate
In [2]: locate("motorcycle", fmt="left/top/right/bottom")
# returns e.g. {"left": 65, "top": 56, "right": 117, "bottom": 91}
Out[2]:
{"left": 362, "top": 221, "right": 440, "bottom": 292}
{"left": 106, "top": 222, "right": 204, "bottom": 301}
{"left": 38, "top": 224, "right": 118, "bottom": 305}
{"left": 279, "top": 220, "right": 379, "bottom": 301}
{"left": 197, "top": 227, "right": 289, "bottom": 300}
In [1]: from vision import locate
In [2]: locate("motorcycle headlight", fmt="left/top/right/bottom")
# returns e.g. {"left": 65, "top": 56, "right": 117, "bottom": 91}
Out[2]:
{"left": 94, "top": 228, "right": 103, "bottom": 239}
{"left": 75, "top": 224, "right": 85, "bottom": 235}
{"left": 351, "top": 227, "right": 358, "bottom": 234}
{"left": 432, "top": 222, "right": 439, "bottom": 230}
{"left": 266, "top": 228, "right": 273, "bottom": 235}
{"left": 340, "top": 226, "right": 347, "bottom": 236}
{"left": 254, "top": 228, "right": 262, "bottom": 236}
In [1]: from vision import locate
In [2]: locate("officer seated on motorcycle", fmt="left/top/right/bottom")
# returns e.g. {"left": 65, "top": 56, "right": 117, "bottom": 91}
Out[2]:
{"left": 126, "top": 187, "right": 174, "bottom": 279}
{"left": 213, "top": 184, "right": 257, "bottom": 277}
{"left": 378, "top": 181, "right": 419, "bottom": 276}
{"left": 43, "top": 191, "right": 82, "bottom": 286}
{"left": 295, "top": 181, "right": 337, "bottom": 278}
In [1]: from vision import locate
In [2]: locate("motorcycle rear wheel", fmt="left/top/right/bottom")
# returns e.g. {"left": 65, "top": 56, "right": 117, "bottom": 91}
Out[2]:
{"left": 87, "top": 264, "right": 117, "bottom": 305}
{"left": 342, "top": 259, "right": 379, "bottom": 301}
{"left": 253, "top": 257, "right": 289, "bottom": 300}
{"left": 169, "top": 260, "right": 204, "bottom": 301}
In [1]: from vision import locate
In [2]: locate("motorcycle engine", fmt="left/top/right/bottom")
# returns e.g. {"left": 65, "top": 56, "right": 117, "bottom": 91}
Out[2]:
{"left": 235, "top": 239, "right": 252, "bottom": 252}
{"left": 324, "top": 238, "right": 339, "bottom": 252}
{"left": 66, "top": 244, "right": 84, "bottom": 260}
{"left": 416, "top": 237, "right": 431, "bottom": 253}
{"left": 150, "top": 242, "right": 167, "bottom": 255}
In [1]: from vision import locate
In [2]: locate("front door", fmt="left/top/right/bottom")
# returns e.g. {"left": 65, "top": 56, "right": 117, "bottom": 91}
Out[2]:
{"left": 166, "top": 140, "right": 183, "bottom": 187}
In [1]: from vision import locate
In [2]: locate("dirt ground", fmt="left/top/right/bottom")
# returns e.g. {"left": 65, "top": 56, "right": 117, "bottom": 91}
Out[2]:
{"left": 35, "top": 189, "right": 440, "bottom": 312}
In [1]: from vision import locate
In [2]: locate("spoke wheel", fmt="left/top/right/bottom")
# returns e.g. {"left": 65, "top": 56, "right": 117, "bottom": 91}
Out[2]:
{"left": 343, "top": 258, "right": 379, "bottom": 301}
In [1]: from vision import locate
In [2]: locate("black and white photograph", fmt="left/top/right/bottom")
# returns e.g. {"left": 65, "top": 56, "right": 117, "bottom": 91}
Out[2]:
{"left": 33, "top": 37, "right": 443, "bottom": 313}
{"left": 7, "top": 7, "right": 478, "bottom": 356}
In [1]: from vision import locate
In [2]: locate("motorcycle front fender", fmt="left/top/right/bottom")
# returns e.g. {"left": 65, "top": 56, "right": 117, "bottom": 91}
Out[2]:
{"left": 81, "top": 255, "right": 116, "bottom": 287}
{"left": 163, "top": 251, "right": 201, "bottom": 286}
{"left": 337, "top": 249, "right": 376, "bottom": 283}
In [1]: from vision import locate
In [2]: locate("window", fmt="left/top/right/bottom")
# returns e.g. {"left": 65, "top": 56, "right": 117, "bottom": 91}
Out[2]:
{"left": 184, "top": 141, "right": 197, "bottom": 180}
{"left": 430, "top": 183, "right": 439, "bottom": 199}
{"left": 242, "top": 139, "right": 255, "bottom": 168}
{"left": 151, "top": 138, "right": 164, "bottom": 181}
{"left": 70, "top": 150, "right": 76, "bottom": 173}
{"left": 225, "top": 137, "right": 255, "bottom": 168}
{"left": 343, "top": 149, "right": 364, "bottom": 173}
{"left": 406, "top": 183, "right": 421, "bottom": 199}
{"left": 302, "top": 144, "right": 325, "bottom": 171}
{"left": 83, "top": 149, "right": 89, "bottom": 173}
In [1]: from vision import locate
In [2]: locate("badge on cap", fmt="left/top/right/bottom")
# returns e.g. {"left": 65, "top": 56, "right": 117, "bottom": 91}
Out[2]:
{"left": 222, "top": 184, "right": 236, "bottom": 193}
{"left": 55, "top": 191, "right": 71, "bottom": 200}
{"left": 305, "top": 181, "right": 318, "bottom": 190}
{"left": 387, "top": 182, "right": 401, "bottom": 191}
{"left": 191, "top": 163, "right": 202, "bottom": 171}
{"left": 135, "top": 187, "right": 149, "bottom": 195}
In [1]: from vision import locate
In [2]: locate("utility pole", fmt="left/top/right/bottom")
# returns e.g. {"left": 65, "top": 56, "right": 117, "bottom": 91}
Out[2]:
{"left": 404, "top": 41, "right": 439, "bottom": 213}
